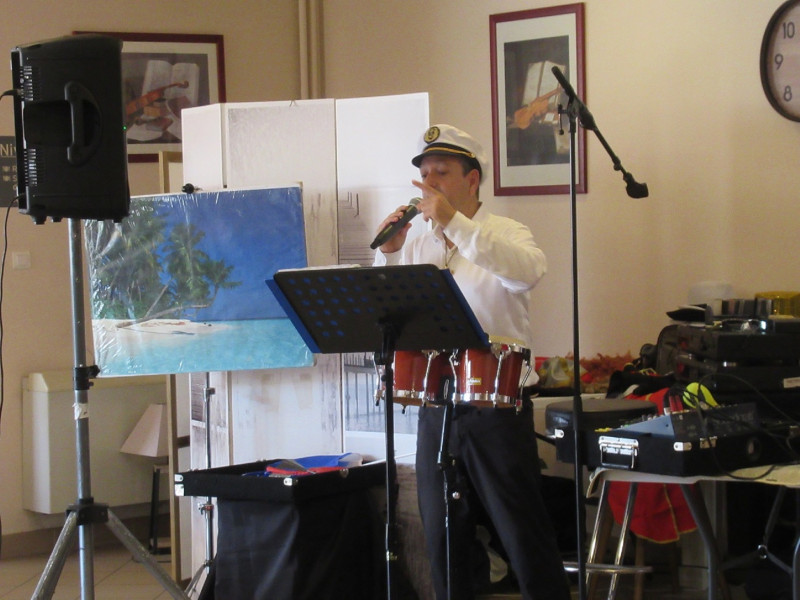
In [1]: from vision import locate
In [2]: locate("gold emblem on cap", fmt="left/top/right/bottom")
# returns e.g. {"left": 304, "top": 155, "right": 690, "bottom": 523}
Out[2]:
{"left": 424, "top": 126, "right": 440, "bottom": 143}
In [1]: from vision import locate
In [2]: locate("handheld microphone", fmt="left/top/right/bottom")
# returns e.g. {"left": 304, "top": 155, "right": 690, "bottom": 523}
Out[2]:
{"left": 370, "top": 198, "right": 421, "bottom": 250}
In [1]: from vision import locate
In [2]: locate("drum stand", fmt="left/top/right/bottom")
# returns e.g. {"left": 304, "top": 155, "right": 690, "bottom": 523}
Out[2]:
{"left": 372, "top": 328, "right": 402, "bottom": 599}
{"left": 32, "top": 219, "right": 188, "bottom": 600}
{"left": 436, "top": 377, "right": 456, "bottom": 600}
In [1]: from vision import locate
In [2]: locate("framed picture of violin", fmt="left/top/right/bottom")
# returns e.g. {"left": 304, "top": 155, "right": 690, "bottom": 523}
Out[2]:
{"left": 490, "top": 4, "right": 585, "bottom": 195}
{"left": 75, "top": 32, "right": 226, "bottom": 163}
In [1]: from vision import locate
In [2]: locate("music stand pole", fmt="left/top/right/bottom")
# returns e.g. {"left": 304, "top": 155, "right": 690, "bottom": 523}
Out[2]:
{"left": 32, "top": 219, "right": 188, "bottom": 600}
{"left": 374, "top": 324, "right": 400, "bottom": 598}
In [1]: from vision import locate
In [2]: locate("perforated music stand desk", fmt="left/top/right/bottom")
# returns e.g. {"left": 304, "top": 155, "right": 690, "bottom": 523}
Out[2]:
{"left": 268, "top": 264, "right": 488, "bottom": 598}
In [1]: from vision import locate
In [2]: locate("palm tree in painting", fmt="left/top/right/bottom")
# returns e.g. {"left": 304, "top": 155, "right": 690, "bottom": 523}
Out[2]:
{"left": 85, "top": 200, "right": 241, "bottom": 322}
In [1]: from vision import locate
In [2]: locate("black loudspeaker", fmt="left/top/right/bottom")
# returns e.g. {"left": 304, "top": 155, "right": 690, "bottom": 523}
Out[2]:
{"left": 11, "top": 34, "right": 130, "bottom": 224}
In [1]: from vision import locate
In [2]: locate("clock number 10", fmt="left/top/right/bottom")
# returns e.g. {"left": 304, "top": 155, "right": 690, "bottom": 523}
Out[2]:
{"left": 782, "top": 19, "right": 796, "bottom": 39}
{"left": 775, "top": 18, "right": 797, "bottom": 73}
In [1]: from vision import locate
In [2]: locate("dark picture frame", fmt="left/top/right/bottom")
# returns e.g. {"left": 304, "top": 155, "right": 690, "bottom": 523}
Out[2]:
{"left": 75, "top": 32, "right": 226, "bottom": 163}
{"left": 490, "top": 4, "right": 586, "bottom": 195}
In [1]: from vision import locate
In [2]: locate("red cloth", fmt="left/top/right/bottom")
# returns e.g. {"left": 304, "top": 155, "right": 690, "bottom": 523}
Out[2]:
{"left": 606, "top": 388, "right": 697, "bottom": 543}
{"left": 265, "top": 465, "right": 343, "bottom": 477}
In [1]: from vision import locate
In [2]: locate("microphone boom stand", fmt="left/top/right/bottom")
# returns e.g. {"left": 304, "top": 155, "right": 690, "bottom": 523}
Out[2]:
{"left": 557, "top": 94, "right": 589, "bottom": 600}
{"left": 552, "top": 65, "right": 648, "bottom": 600}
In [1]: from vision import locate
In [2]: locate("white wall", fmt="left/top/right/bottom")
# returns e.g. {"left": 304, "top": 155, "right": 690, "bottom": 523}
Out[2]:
{"left": 322, "top": 0, "right": 800, "bottom": 359}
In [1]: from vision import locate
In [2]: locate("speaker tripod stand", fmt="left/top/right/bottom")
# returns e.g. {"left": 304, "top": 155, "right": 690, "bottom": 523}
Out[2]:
{"left": 32, "top": 219, "right": 188, "bottom": 600}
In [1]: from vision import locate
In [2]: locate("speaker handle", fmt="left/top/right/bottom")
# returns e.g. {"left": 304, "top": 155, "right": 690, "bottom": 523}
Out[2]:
{"left": 65, "top": 81, "right": 102, "bottom": 165}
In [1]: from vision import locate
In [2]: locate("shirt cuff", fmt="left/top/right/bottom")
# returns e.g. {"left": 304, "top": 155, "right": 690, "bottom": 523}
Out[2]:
{"left": 442, "top": 211, "right": 476, "bottom": 246}
{"left": 374, "top": 249, "right": 402, "bottom": 266}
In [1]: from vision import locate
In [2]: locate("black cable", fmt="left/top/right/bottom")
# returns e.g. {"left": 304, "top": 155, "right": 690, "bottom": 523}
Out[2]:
{"left": 683, "top": 375, "right": 800, "bottom": 481}
{"left": 699, "top": 371, "right": 800, "bottom": 428}
{"left": 0, "top": 200, "right": 15, "bottom": 434}
{"left": 0, "top": 89, "right": 20, "bottom": 437}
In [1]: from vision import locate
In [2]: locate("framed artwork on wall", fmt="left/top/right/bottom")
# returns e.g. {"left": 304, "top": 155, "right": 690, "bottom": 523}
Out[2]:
{"left": 74, "top": 31, "right": 226, "bottom": 163}
{"left": 490, "top": 3, "right": 586, "bottom": 196}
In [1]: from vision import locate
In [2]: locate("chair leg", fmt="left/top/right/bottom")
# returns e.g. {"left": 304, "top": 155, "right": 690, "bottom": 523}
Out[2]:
{"left": 588, "top": 498, "right": 614, "bottom": 600}
{"left": 633, "top": 535, "right": 645, "bottom": 600}
{"left": 669, "top": 541, "right": 680, "bottom": 592}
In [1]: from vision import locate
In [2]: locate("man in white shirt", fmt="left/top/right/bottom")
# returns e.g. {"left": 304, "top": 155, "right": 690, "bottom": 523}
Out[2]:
{"left": 373, "top": 124, "right": 571, "bottom": 600}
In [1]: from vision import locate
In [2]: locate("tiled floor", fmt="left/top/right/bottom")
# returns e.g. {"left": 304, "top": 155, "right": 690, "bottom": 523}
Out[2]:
{"left": 0, "top": 543, "right": 753, "bottom": 600}
{"left": 0, "top": 545, "right": 185, "bottom": 600}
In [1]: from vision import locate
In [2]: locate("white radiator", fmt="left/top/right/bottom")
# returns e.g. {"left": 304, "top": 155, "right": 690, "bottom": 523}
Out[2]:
{"left": 23, "top": 370, "right": 167, "bottom": 514}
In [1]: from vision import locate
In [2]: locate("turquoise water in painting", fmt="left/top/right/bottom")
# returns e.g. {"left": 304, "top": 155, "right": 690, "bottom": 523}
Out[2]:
{"left": 95, "top": 319, "right": 314, "bottom": 377}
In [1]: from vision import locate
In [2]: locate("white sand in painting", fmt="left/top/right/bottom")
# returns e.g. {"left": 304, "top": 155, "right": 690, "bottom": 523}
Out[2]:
{"left": 95, "top": 318, "right": 230, "bottom": 337}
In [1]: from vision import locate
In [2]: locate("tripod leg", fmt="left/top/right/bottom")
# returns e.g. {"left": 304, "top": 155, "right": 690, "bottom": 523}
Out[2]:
{"left": 32, "top": 510, "right": 79, "bottom": 600}
{"left": 105, "top": 510, "right": 188, "bottom": 599}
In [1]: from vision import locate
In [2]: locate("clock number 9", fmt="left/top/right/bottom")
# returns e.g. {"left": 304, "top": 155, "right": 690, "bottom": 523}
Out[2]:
{"left": 775, "top": 53, "right": 784, "bottom": 70}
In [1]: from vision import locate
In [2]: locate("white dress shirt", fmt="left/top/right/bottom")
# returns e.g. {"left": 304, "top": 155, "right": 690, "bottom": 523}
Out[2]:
{"left": 374, "top": 205, "right": 546, "bottom": 350}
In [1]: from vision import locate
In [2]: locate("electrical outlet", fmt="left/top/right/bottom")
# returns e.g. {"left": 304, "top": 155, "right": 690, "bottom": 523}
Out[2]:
{"left": 12, "top": 251, "right": 31, "bottom": 270}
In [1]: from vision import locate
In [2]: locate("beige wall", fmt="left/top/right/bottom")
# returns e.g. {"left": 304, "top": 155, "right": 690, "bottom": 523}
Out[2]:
{"left": 0, "top": 0, "right": 299, "bottom": 537}
{"left": 323, "top": 0, "right": 800, "bottom": 359}
{"left": 4, "top": 0, "right": 800, "bottom": 540}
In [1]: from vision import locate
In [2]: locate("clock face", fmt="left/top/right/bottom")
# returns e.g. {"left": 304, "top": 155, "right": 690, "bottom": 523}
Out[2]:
{"left": 761, "top": 0, "right": 800, "bottom": 121}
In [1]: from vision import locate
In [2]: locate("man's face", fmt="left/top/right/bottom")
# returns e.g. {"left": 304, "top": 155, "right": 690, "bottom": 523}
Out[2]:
{"left": 418, "top": 155, "right": 477, "bottom": 211}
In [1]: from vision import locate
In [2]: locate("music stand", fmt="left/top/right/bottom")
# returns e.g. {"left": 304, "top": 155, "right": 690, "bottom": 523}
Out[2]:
{"left": 268, "top": 264, "right": 488, "bottom": 599}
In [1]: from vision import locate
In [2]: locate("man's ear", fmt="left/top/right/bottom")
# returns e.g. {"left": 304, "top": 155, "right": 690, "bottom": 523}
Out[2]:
{"left": 468, "top": 168, "right": 481, "bottom": 195}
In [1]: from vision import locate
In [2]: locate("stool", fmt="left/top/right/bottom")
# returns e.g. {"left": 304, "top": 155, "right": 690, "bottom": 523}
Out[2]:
{"left": 563, "top": 480, "right": 653, "bottom": 600}
{"left": 633, "top": 534, "right": 681, "bottom": 599}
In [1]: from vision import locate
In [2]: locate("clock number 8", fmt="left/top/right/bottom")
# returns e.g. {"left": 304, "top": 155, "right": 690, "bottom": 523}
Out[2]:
{"left": 784, "top": 85, "right": 793, "bottom": 102}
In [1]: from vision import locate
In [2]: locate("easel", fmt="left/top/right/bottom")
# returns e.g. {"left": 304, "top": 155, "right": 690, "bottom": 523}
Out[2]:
{"left": 268, "top": 264, "right": 487, "bottom": 599}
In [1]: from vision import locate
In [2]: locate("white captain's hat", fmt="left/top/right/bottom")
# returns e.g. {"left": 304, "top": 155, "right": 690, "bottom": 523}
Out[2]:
{"left": 411, "top": 124, "right": 488, "bottom": 182}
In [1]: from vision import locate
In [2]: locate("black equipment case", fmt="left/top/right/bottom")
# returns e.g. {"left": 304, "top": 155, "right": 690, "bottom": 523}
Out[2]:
{"left": 584, "top": 404, "right": 800, "bottom": 476}
{"left": 176, "top": 460, "right": 386, "bottom": 600}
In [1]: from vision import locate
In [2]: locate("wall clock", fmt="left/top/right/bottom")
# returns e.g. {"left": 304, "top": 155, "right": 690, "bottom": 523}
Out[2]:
{"left": 761, "top": 0, "right": 800, "bottom": 121}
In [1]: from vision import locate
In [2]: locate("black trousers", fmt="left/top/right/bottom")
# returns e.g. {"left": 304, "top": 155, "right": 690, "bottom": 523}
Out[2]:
{"left": 415, "top": 401, "right": 571, "bottom": 600}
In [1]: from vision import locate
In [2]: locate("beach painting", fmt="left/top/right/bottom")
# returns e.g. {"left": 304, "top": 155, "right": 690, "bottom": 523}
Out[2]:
{"left": 84, "top": 186, "right": 313, "bottom": 376}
